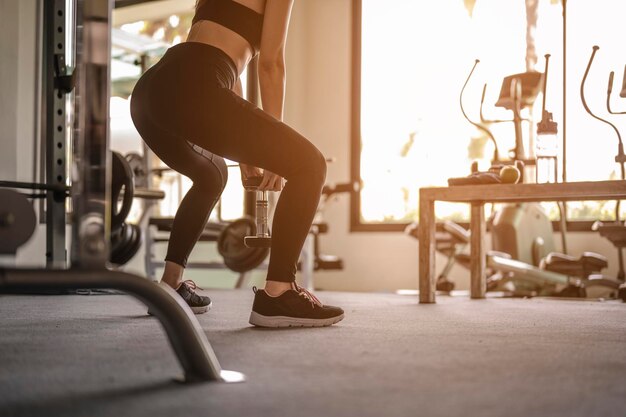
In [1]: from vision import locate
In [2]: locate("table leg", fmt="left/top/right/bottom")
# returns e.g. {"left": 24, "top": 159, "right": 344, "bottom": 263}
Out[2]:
{"left": 419, "top": 197, "right": 436, "bottom": 303}
{"left": 470, "top": 202, "right": 486, "bottom": 299}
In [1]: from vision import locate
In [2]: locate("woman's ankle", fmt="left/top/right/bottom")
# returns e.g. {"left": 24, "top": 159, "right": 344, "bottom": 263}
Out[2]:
{"left": 264, "top": 280, "right": 293, "bottom": 296}
{"left": 161, "top": 276, "right": 182, "bottom": 289}
{"left": 161, "top": 261, "right": 184, "bottom": 289}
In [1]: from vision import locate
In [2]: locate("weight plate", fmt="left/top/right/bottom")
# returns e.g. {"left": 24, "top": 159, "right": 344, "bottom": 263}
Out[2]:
{"left": 224, "top": 247, "right": 269, "bottom": 273}
{"left": 217, "top": 216, "right": 256, "bottom": 262}
{"left": 0, "top": 190, "right": 37, "bottom": 255}
{"left": 110, "top": 223, "right": 142, "bottom": 266}
{"left": 125, "top": 152, "right": 148, "bottom": 188}
{"left": 111, "top": 151, "right": 135, "bottom": 231}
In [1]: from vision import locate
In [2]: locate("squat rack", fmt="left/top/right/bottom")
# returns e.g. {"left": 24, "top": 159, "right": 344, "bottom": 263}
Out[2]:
{"left": 0, "top": 0, "right": 243, "bottom": 384}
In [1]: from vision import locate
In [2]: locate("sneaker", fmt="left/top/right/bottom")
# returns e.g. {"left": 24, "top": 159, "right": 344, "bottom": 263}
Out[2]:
{"left": 249, "top": 283, "right": 344, "bottom": 328}
{"left": 175, "top": 280, "right": 212, "bottom": 314}
{"left": 148, "top": 281, "right": 211, "bottom": 315}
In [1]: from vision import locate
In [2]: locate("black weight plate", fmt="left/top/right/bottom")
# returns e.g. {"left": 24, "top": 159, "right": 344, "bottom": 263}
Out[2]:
{"left": 217, "top": 216, "right": 256, "bottom": 262}
{"left": 238, "top": 246, "right": 269, "bottom": 272}
{"left": 0, "top": 190, "right": 37, "bottom": 254}
{"left": 110, "top": 223, "right": 142, "bottom": 266}
{"left": 224, "top": 247, "right": 269, "bottom": 273}
{"left": 111, "top": 151, "right": 135, "bottom": 231}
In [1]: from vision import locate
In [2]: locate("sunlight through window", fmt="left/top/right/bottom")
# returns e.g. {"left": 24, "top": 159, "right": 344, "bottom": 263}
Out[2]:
{"left": 357, "top": 0, "right": 626, "bottom": 224}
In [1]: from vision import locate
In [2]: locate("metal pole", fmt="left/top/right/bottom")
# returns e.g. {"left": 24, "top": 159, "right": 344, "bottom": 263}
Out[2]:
{"left": 244, "top": 57, "right": 259, "bottom": 217}
{"left": 562, "top": 0, "right": 567, "bottom": 182}
{"left": 0, "top": 268, "right": 244, "bottom": 383}
{"left": 0, "top": 0, "right": 245, "bottom": 383}
{"left": 43, "top": 0, "right": 69, "bottom": 267}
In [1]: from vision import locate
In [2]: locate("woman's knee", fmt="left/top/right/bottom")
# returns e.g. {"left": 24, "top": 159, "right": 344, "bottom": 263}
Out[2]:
{"left": 287, "top": 144, "right": 326, "bottom": 187}
{"left": 191, "top": 157, "right": 228, "bottom": 197}
{"left": 304, "top": 146, "right": 327, "bottom": 186}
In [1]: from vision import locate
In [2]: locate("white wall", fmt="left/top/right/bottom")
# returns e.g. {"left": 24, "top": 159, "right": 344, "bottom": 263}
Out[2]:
{"left": 0, "top": 0, "right": 49, "bottom": 266}
{"left": 282, "top": 0, "right": 623, "bottom": 292}
{"left": 0, "top": 0, "right": 20, "bottom": 181}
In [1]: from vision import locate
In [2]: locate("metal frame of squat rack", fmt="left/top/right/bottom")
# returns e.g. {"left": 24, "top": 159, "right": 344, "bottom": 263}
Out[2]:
{"left": 0, "top": 0, "right": 244, "bottom": 384}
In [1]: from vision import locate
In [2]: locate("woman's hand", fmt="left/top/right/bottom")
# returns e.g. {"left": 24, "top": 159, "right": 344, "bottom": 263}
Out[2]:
{"left": 240, "top": 163, "right": 284, "bottom": 192}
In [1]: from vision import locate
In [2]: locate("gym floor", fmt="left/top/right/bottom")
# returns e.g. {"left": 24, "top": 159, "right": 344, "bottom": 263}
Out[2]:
{"left": 1, "top": 290, "right": 625, "bottom": 417}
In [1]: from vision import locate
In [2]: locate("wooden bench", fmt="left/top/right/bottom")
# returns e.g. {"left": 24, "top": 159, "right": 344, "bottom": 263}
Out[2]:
{"left": 418, "top": 180, "right": 626, "bottom": 303}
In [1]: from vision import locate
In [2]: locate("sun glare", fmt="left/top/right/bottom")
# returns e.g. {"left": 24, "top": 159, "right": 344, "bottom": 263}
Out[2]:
{"left": 360, "top": 0, "right": 626, "bottom": 223}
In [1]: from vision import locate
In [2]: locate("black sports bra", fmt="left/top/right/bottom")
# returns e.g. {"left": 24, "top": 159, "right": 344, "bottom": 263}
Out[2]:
{"left": 192, "top": 0, "right": 264, "bottom": 53}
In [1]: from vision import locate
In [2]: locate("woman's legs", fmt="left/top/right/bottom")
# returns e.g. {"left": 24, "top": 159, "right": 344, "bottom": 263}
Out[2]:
{"left": 131, "top": 91, "right": 228, "bottom": 289}
{"left": 130, "top": 46, "right": 342, "bottom": 325}
{"left": 162, "top": 87, "right": 327, "bottom": 284}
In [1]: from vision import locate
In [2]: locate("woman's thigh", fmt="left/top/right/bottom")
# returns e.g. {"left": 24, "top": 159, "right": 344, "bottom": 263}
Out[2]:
{"left": 172, "top": 87, "right": 326, "bottom": 181}
{"left": 131, "top": 99, "right": 228, "bottom": 188}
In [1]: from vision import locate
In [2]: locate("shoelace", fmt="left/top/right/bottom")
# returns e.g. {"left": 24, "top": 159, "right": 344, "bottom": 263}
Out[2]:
{"left": 180, "top": 280, "right": 202, "bottom": 291}
{"left": 292, "top": 283, "right": 323, "bottom": 308}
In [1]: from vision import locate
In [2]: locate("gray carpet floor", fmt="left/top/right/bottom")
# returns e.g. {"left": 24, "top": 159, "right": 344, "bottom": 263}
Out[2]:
{"left": 0, "top": 290, "right": 625, "bottom": 417}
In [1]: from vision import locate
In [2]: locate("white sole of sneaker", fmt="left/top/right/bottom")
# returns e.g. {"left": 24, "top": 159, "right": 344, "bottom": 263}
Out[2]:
{"left": 190, "top": 303, "right": 210, "bottom": 314}
{"left": 248, "top": 311, "right": 344, "bottom": 328}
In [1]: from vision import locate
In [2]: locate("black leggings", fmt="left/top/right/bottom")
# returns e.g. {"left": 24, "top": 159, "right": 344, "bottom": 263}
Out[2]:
{"left": 130, "top": 42, "right": 326, "bottom": 282}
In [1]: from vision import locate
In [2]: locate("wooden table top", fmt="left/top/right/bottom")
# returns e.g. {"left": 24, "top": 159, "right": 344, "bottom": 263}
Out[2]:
{"left": 419, "top": 180, "right": 626, "bottom": 203}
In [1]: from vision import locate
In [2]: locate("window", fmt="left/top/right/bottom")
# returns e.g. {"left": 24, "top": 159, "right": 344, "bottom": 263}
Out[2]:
{"left": 351, "top": 0, "right": 626, "bottom": 231}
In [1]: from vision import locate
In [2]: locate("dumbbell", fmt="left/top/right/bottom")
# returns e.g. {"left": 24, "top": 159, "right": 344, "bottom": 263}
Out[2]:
{"left": 242, "top": 176, "right": 272, "bottom": 249}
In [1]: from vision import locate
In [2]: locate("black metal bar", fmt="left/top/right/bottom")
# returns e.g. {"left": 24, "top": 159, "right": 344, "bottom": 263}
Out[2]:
{"left": 1, "top": 0, "right": 244, "bottom": 385}
{"left": 459, "top": 60, "right": 500, "bottom": 162}
{"left": 0, "top": 268, "right": 237, "bottom": 382}
{"left": 244, "top": 57, "right": 259, "bottom": 217}
{"left": 114, "top": 0, "right": 161, "bottom": 8}
{"left": 0, "top": 180, "right": 69, "bottom": 193}
{"left": 44, "top": 0, "right": 69, "bottom": 267}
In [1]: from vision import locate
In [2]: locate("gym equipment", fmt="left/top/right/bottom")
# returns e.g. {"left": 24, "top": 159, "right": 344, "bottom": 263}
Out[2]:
{"left": 0, "top": 0, "right": 243, "bottom": 383}
{"left": 125, "top": 152, "right": 149, "bottom": 188}
{"left": 481, "top": 70, "right": 543, "bottom": 162}
{"left": 406, "top": 206, "right": 620, "bottom": 298}
{"left": 217, "top": 216, "right": 269, "bottom": 273}
{"left": 0, "top": 150, "right": 143, "bottom": 267}
{"left": 448, "top": 161, "right": 523, "bottom": 186}
{"left": 108, "top": 151, "right": 142, "bottom": 266}
{"left": 489, "top": 204, "right": 620, "bottom": 298}
{"left": 621, "top": 65, "right": 626, "bottom": 98}
{"left": 109, "top": 222, "right": 142, "bottom": 266}
{"left": 421, "top": 53, "right": 622, "bottom": 298}
{"left": 460, "top": 60, "right": 501, "bottom": 162}
{"left": 298, "top": 181, "right": 356, "bottom": 290}
{"left": 581, "top": 46, "right": 626, "bottom": 180}
{"left": 581, "top": 46, "right": 626, "bottom": 292}
{"left": 460, "top": 59, "right": 540, "bottom": 171}
{"left": 146, "top": 217, "right": 261, "bottom": 287}
{"left": 0, "top": 190, "right": 37, "bottom": 255}
{"left": 242, "top": 176, "right": 272, "bottom": 249}
{"left": 405, "top": 221, "right": 471, "bottom": 292}
{"left": 607, "top": 70, "right": 626, "bottom": 115}
{"left": 110, "top": 151, "right": 135, "bottom": 232}
{"left": 214, "top": 175, "right": 271, "bottom": 274}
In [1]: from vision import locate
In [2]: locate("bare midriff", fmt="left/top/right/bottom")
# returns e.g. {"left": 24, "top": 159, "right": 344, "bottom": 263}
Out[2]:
{"left": 186, "top": 20, "right": 253, "bottom": 76}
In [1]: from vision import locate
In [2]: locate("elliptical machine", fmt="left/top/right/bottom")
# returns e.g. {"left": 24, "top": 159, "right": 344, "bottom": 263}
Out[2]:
{"left": 580, "top": 46, "right": 626, "bottom": 301}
